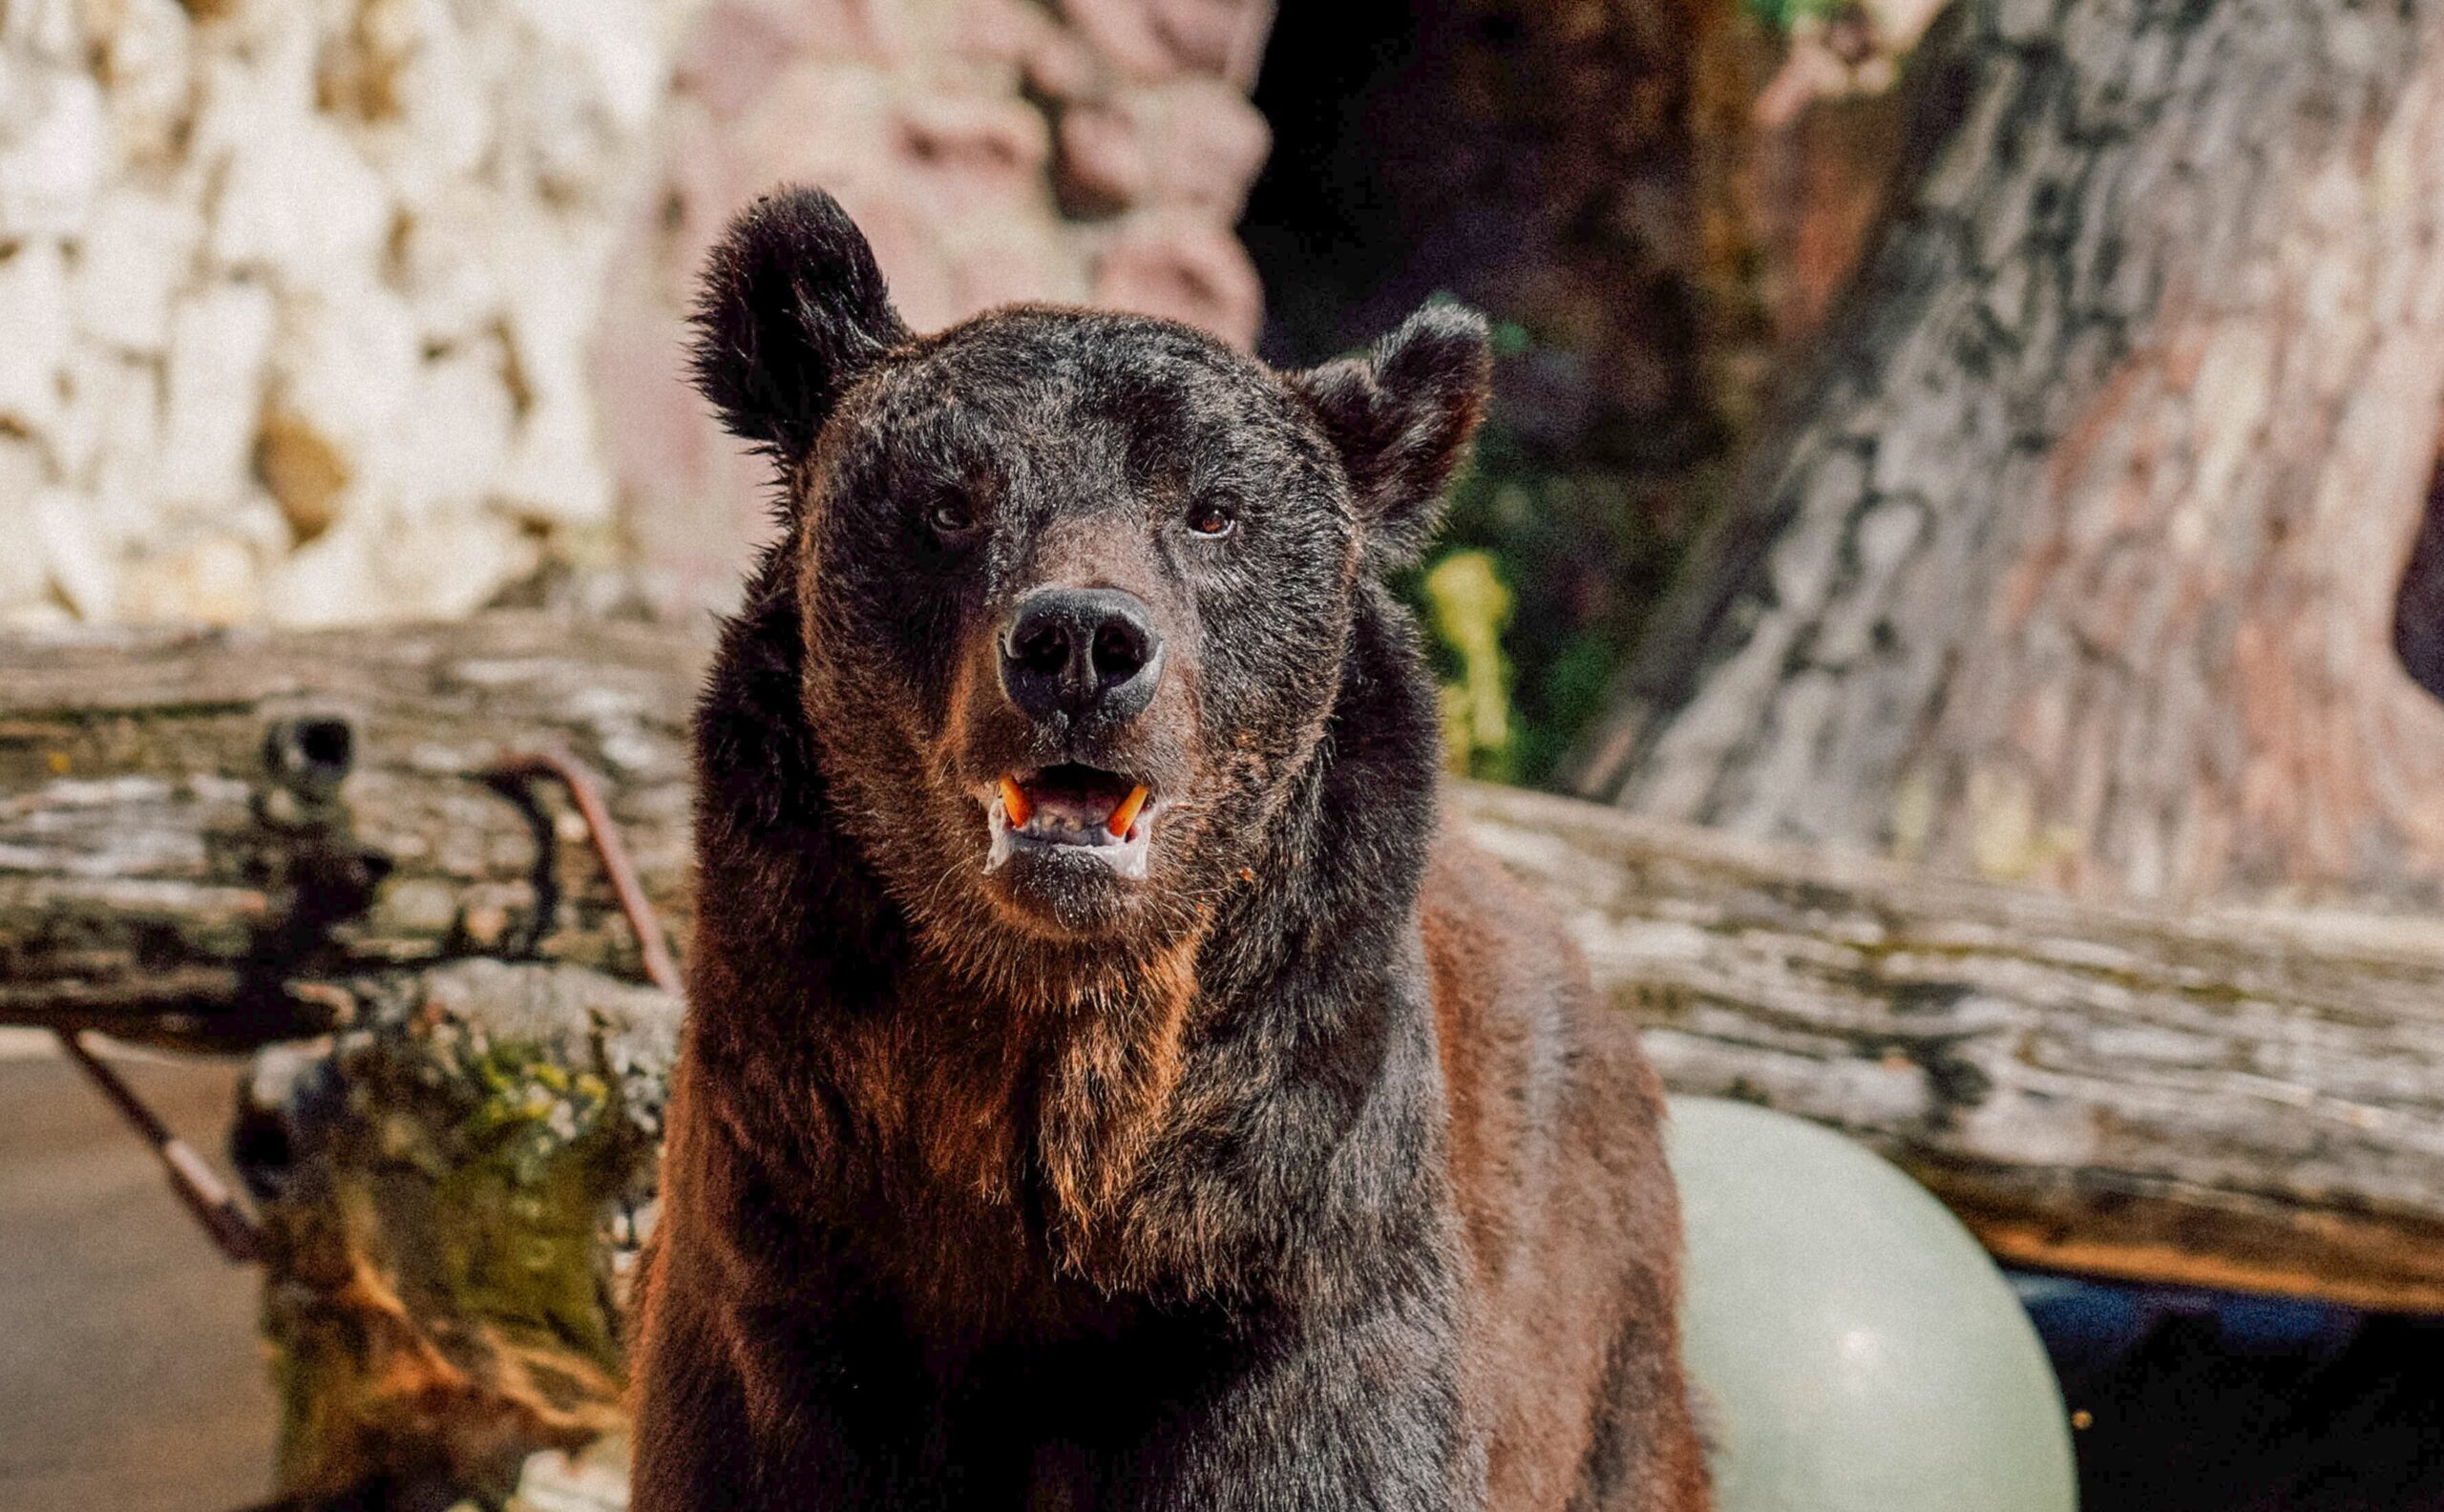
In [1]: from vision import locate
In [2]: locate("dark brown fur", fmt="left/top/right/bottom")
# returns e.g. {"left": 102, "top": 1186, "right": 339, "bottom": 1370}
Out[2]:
{"left": 1425, "top": 843, "right": 1709, "bottom": 1508}
{"left": 629, "top": 187, "right": 1706, "bottom": 1510}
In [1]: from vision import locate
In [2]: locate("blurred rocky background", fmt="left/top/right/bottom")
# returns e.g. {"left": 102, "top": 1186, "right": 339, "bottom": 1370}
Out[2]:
{"left": 0, "top": 0, "right": 1907, "bottom": 801}
{"left": 0, "top": 0, "right": 1274, "bottom": 628}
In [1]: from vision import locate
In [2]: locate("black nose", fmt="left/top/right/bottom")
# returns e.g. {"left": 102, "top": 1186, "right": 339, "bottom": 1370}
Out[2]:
{"left": 1001, "top": 587, "right": 1166, "bottom": 725}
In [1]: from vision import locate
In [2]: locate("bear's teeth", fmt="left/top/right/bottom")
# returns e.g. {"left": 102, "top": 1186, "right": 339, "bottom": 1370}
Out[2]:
{"left": 1106, "top": 784, "right": 1149, "bottom": 838}
{"left": 981, "top": 780, "right": 1152, "bottom": 877}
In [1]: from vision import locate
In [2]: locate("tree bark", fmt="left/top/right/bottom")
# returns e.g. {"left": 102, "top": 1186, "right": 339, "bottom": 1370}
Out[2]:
{"left": 17, "top": 619, "right": 2444, "bottom": 1314}
{"left": 1572, "top": 0, "right": 2444, "bottom": 911}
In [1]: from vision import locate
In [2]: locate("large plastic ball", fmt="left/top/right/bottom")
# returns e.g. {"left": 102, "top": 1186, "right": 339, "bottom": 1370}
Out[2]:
{"left": 1664, "top": 1097, "right": 2077, "bottom": 1512}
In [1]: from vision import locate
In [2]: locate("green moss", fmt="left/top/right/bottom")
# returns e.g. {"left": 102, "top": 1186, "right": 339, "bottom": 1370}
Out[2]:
{"left": 433, "top": 1040, "right": 628, "bottom": 1365}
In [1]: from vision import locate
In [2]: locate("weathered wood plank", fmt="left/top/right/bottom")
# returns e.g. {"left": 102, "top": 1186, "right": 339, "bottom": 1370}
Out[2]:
{"left": 0, "top": 617, "right": 698, "bottom": 1045}
{"left": 10, "top": 617, "right": 2444, "bottom": 1309}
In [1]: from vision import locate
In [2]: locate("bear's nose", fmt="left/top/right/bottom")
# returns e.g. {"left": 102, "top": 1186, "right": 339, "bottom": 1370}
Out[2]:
{"left": 1001, "top": 587, "right": 1166, "bottom": 726}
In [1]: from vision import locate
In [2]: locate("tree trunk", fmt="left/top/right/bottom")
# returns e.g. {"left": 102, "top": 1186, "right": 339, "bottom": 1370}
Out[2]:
{"left": 1572, "top": 0, "right": 2444, "bottom": 911}
{"left": 239, "top": 960, "right": 672, "bottom": 1510}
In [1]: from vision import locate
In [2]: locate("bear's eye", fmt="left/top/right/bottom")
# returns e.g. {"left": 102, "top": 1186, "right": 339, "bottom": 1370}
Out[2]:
{"left": 1185, "top": 499, "right": 1236, "bottom": 537}
{"left": 927, "top": 496, "right": 980, "bottom": 540}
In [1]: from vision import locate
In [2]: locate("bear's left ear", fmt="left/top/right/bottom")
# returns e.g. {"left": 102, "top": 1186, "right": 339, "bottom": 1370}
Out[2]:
{"left": 1288, "top": 303, "right": 1492, "bottom": 570}
{"left": 689, "top": 186, "right": 912, "bottom": 466}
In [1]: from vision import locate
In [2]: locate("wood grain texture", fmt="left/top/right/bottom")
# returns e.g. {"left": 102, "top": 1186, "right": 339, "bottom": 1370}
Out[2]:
{"left": 10, "top": 617, "right": 2444, "bottom": 1307}
{"left": 0, "top": 615, "right": 696, "bottom": 1045}
{"left": 1572, "top": 0, "right": 2444, "bottom": 912}
{"left": 1462, "top": 782, "right": 2444, "bottom": 1311}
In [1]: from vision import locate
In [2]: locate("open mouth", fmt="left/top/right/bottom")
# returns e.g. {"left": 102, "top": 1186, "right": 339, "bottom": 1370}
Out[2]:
{"left": 985, "top": 763, "right": 1155, "bottom": 880}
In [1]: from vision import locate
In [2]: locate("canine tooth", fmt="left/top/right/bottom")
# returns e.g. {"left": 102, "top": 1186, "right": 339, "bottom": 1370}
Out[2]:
{"left": 1106, "top": 784, "right": 1149, "bottom": 838}
{"left": 999, "top": 776, "right": 1032, "bottom": 829}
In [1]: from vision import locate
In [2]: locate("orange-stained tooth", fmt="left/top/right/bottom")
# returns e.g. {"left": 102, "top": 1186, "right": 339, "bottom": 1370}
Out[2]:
{"left": 999, "top": 777, "right": 1031, "bottom": 829}
{"left": 1107, "top": 784, "right": 1150, "bottom": 838}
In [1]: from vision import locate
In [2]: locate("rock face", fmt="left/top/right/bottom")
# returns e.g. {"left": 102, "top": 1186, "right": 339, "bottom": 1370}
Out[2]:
{"left": 0, "top": 0, "right": 1277, "bottom": 628}
{"left": 0, "top": 0, "right": 704, "bottom": 629}
{"left": 598, "top": 0, "right": 1276, "bottom": 614}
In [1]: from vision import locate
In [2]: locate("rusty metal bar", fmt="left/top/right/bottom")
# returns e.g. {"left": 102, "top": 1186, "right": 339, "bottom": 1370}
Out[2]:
{"left": 488, "top": 749, "right": 683, "bottom": 996}
{"left": 54, "top": 1030, "right": 263, "bottom": 1265}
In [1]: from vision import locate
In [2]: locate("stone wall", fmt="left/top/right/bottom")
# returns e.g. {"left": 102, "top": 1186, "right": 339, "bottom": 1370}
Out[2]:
{"left": 602, "top": 0, "right": 1275, "bottom": 614}
{"left": 0, "top": 0, "right": 703, "bottom": 626}
{"left": 0, "top": 0, "right": 1275, "bottom": 628}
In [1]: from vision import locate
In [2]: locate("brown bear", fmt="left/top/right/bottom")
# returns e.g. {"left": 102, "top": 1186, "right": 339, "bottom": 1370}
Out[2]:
{"left": 629, "top": 186, "right": 1708, "bottom": 1511}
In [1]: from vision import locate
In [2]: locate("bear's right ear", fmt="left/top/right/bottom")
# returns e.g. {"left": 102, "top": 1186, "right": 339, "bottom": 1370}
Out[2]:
{"left": 1287, "top": 303, "right": 1491, "bottom": 571}
{"left": 689, "top": 187, "right": 911, "bottom": 463}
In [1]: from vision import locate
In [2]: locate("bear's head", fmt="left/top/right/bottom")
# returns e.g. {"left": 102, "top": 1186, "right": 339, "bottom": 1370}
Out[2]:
{"left": 691, "top": 189, "right": 1487, "bottom": 977}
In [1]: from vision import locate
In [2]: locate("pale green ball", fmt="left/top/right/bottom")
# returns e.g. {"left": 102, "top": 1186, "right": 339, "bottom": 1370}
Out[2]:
{"left": 1665, "top": 1097, "right": 2078, "bottom": 1512}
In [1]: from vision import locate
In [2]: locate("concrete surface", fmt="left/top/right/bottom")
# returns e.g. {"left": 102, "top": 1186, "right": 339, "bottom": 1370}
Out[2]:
{"left": 0, "top": 1039, "right": 278, "bottom": 1512}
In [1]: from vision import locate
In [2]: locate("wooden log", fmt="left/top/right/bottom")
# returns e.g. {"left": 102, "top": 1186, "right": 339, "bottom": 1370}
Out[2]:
{"left": 0, "top": 617, "right": 697, "bottom": 1046}
{"left": 11, "top": 616, "right": 2444, "bottom": 1313}
{"left": 1462, "top": 783, "right": 2444, "bottom": 1312}
{"left": 237, "top": 957, "right": 673, "bottom": 1510}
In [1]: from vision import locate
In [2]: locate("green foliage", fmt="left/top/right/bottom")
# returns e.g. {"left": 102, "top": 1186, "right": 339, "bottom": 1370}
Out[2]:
{"left": 1338, "top": 310, "right": 1711, "bottom": 790}
{"left": 1422, "top": 550, "right": 1516, "bottom": 781}
{"left": 1403, "top": 421, "right": 1699, "bottom": 789}
{"left": 1744, "top": 0, "right": 1852, "bottom": 32}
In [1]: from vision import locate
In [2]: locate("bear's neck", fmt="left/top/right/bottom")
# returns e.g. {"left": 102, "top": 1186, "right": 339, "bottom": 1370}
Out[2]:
{"left": 683, "top": 561, "right": 1443, "bottom": 1311}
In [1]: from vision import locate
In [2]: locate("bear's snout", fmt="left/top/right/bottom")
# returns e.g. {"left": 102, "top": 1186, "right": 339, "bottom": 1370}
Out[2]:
{"left": 998, "top": 587, "right": 1167, "bottom": 730}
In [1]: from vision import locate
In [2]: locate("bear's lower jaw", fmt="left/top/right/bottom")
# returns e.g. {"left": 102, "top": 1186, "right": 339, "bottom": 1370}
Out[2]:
{"left": 984, "top": 798, "right": 1153, "bottom": 881}
{"left": 981, "top": 764, "right": 1158, "bottom": 883}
